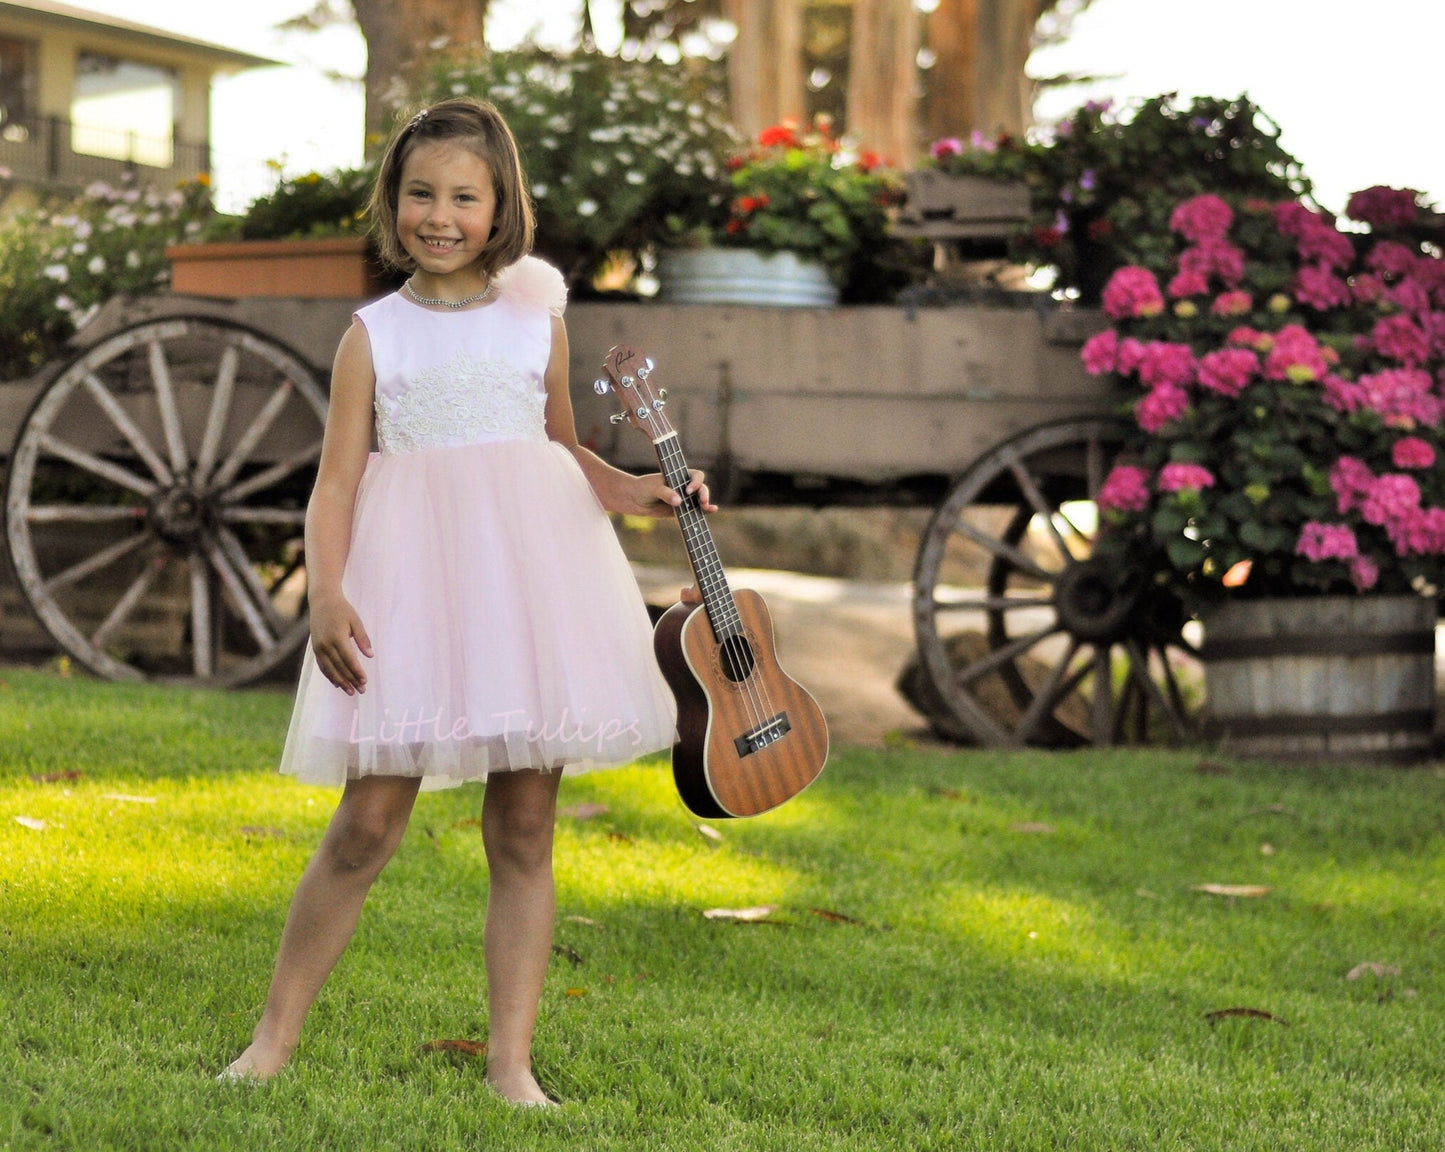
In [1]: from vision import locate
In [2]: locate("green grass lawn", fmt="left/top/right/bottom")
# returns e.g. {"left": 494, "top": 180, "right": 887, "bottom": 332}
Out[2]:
{"left": 2, "top": 664, "right": 1444, "bottom": 1151}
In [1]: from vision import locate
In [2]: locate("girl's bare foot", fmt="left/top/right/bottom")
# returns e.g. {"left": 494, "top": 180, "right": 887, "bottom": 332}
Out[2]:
{"left": 219, "top": 1038, "right": 294, "bottom": 1082}
{"left": 486, "top": 1060, "right": 554, "bottom": 1106}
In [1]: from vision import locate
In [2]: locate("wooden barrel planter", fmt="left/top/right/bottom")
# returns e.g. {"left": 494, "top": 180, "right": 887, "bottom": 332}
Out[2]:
{"left": 1200, "top": 595, "right": 1438, "bottom": 764}
{"left": 655, "top": 248, "right": 838, "bottom": 307}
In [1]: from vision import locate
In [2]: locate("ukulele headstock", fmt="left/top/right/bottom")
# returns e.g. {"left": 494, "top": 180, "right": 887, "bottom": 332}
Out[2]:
{"left": 595, "top": 344, "right": 667, "bottom": 438}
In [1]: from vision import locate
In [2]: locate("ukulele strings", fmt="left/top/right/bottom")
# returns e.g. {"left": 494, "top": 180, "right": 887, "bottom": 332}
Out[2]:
{"left": 639, "top": 368, "right": 778, "bottom": 732}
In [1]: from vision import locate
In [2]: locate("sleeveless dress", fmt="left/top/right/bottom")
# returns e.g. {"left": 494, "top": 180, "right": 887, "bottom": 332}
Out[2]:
{"left": 278, "top": 256, "right": 677, "bottom": 790}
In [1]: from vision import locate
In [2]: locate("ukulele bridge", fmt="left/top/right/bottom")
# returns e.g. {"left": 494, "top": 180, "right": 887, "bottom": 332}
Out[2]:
{"left": 734, "top": 712, "right": 791, "bottom": 758}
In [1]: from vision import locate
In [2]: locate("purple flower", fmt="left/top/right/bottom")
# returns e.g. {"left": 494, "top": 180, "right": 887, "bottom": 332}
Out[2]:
{"left": 1345, "top": 185, "right": 1421, "bottom": 229}
{"left": 1079, "top": 169, "right": 1097, "bottom": 192}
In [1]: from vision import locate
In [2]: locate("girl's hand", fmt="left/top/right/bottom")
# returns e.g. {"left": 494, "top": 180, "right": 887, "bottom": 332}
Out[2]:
{"left": 629, "top": 468, "right": 717, "bottom": 519}
{"left": 309, "top": 594, "right": 373, "bottom": 695}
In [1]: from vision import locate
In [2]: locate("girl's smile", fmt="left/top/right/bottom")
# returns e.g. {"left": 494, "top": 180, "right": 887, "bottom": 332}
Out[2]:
{"left": 396, "top": 140, "right": 497, "bottom": 299}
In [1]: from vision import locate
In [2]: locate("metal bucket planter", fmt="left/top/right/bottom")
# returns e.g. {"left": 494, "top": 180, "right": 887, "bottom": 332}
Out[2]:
{"left": 1200, "top": 594, "right": 1438, "bottom": 764}
{"left": 655, "top": 248, "right": 839, "bottom": 307}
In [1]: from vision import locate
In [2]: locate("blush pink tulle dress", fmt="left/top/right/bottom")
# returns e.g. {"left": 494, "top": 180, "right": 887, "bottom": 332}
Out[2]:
{"left": 278, "top": 256, "right": 677, "bottom": 790}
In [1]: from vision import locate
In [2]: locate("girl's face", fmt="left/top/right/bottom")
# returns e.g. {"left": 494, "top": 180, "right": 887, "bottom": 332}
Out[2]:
{"left": 395, "top": 140, "right": 497, "bottom": 281}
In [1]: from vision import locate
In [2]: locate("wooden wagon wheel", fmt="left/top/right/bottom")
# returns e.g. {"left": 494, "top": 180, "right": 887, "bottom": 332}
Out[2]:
{"left": 4, "top": 317, "right": 326, "bottom": 686}
{"left": 912, "top": 417, "right": 1200, "bottom": 747}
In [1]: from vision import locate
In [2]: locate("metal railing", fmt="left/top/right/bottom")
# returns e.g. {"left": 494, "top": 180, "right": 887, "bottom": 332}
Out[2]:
{"left": 0, "top": 114, "right": 209, "bottom": 193}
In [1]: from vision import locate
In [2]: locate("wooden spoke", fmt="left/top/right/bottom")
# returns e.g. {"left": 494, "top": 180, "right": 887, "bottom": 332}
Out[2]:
{"left": 1091, "top": 646, "right": 1114, "bottom": 747}
{"left": 189, "top": 553, "right": 213, "bottom": 679}
{"left": 1012, "top": 635, "right": 1082, "bottom": 745}
{"left": 946, "top": 516, "right": 1057, "bottom": 584}
{"left": 215, "top": 526, "right": 287, "bottom": 634}
{"left": 38, "top": 434, "right": 157, "bottom": 497}
{"left": 148, "top": 340, "right": 191, "bottom": 475}
{"left": 204, "top": 538, "right": 277, "bottom": 651}
{"left": 44, "top": 533, "right": 149, "bottom": 594}
{"left": 1002, "top": 446, "right": 1072, "bottom": 564}
{"left": 955, "top": 624, "right": 1061, "bottom": 687}
{"left": 195, "top": 344, "right": 239, "bottom": 485}
{"left": 219, "top": 506, "right": 307, "bottom": 526}
{"left": 930, "top": 591, "right": 1054, "bottom": 613}
{"left": 1125, "top": 637, "right": 1190, "bottom": 742}
{"left": 220, "top": 441, "right": 323, "bottom": 502}
{"left": 209, "top": 379, "right": 295, "bottom": 491}
{"left": 25, "top": 505, "right": 146, "bottom": 523}
{"left": 81, "top": 372, "right": 173, "bottom": 484}
{"left": 91, "top": 554, "right": 166, "bottom": 651}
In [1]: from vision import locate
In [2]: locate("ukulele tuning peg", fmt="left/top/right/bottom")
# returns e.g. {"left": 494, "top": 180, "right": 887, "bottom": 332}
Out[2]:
{"left": 651, "top": 399, "right": 664, "bottom": 412}
{"left": 657, "top": 388, "right": 667, "bottom": 400}
{"left": 638, "top": 359, "right": 654, "bottom": 380}
{"left": 592, "top": 378, "right": 611, "bottom": 395}
{"left": 636, "top": 407, "right": 650, "bottom": 420}
{"left": 620, "top": 374, "right": 635, "bottom": 388}
{"left": 609, "top": 412, "right": 627, "bottom": 425}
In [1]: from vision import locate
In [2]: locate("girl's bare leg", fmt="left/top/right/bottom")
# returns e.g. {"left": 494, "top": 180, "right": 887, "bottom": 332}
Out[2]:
{"left": 225, "top": 774, "right": 422, "bottom": 1079}
{"left": 480, "top": 768, "right": 563, "bottom": 1104}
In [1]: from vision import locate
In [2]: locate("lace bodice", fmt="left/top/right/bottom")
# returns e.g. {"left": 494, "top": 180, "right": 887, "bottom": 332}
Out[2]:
{"left": 355, "top": 257, "right": 567, "bottom": 456}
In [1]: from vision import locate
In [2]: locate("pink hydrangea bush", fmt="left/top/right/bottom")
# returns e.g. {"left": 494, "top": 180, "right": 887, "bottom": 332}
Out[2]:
{"left": 1087, "top": 186, "right": 1445, "bottom": 607}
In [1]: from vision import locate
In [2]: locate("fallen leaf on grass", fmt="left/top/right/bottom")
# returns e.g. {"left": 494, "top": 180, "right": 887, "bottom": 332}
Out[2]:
{"left": 1346, "top": 961, "right": 1401, "bottom": 981}
{"left": 564, "top": 915, "right": 602, "bottom": 928}
{"left": 102, "top": 793, "right": 157, "bottom": 804}
{"left": 551, "top": 945, "right": 584, "bottom": 966}
{"left": 695, "top": 824, "right": 723, "bottom": 842}
{"left": 1010, "top": 822, "right": 1054, "bottom": 834}
{"left": 419, "top": 1039, "right": 487, "bottom": 1057}
{"left": 1192, "top": 884, "right": 1271, "bottom": 898}
{"left": 564, "top": 987, "right": 588, "bottom": 998}
{"left": 1135, "top": 888, "right": 1161, "bottom": 900}
{"left": 703, "top": 905, "right": 781, "bottom": 922}
{"left": 1260, "top": 843, "right": 1277, "bottom": 856}
{"left": 1204, "top": 1007, "right": 1289, "bottom": 1025}
{"left": 927, "top": 786, "right": 965, "bottom": 801}
{"left": 560, "top": 803, "right": 609, "bottom": 820}
{"left": 14, "top": 816, "right": 47, "bottom": 831}
{"left": 809, "top": 908, "right": 865, "bottom": 925}
{"left": 1195, "top": 760, "right": 1232, "bottom": 776}
{"left": 30, "top": 770, "right": 83, "bottom": 784}
{"left": 451, "top": 817, "right": 481, "bottom": 831}
{"left": 607, "top": 831, "right": 634, "bottom": 844}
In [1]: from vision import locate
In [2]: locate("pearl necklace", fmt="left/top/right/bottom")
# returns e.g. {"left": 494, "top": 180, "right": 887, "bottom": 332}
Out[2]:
{"left": 402, "top": 278, "right": 494, "bottom": 309}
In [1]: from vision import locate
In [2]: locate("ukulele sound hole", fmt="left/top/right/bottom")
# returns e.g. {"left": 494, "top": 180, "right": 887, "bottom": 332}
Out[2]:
{"left": 719, "top": 636, "right": 756, "bottom": 683}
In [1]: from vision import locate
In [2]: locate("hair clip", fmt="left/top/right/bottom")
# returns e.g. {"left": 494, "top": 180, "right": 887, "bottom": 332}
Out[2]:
{"left": 406, "top": 108, "right": 429, "bottom": 132}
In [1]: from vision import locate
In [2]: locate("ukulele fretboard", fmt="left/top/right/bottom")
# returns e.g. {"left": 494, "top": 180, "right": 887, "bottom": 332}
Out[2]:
{"left": 653, "top": 430, "right": 742, "bottom": 641}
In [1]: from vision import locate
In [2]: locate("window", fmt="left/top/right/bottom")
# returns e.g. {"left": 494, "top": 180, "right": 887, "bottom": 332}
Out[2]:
{"left": 71, "top": 52, "right": 180, "bottom": 167}
{"left": 0, "top": 35, "right": 36, "bottom": 143}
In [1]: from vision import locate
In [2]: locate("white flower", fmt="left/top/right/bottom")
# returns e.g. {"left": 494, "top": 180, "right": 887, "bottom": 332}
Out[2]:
{"left": 577, "top": 199, "right": 598, "bottom": 217}
{"left": 74, "top": 221, "right": 93, "bottom": 239}
{"left": 70, "top": 243, "right": 87, "bottom": 255}
{"left": 126, "top": 250, "right": 142, "bottom": 268}
{"left": 626, "top": 171, "right": 645, "bottom": 185}
{"left": 532, "top": 183, "right": 548, "bottom": 199}
{"left": 42, "top": 264, "right": 69, "bottom": 283}
{"left": 55, "top": 294, "right": 74, "bottom": 311}
{"left": 88, "top": 256, "right": 106, "bottom": 274}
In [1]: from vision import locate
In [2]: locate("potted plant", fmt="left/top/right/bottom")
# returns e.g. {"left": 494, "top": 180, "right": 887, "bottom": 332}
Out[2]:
{"left": 1086, "top": 185, "right": 1445, "bottom": 760}
{"left": 925, "top": 94, "right": 1310, "bottom": 303}
{"left": 657, "top": 115, "right": 912, "bottom": 306}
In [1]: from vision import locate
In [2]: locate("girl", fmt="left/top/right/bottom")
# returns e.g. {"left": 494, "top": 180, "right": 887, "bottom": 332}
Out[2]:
{"left": 222, "top": 98, "right": 713, "bottom": 1104}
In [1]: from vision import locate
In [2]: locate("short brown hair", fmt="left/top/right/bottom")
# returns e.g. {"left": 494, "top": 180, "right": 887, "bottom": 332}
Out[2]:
{"left": 367, "top": 97, "right": 534, "bottom": 276}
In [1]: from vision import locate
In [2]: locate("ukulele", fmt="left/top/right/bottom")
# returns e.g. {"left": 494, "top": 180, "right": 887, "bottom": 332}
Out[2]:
{"left": 596, "top": 345, "right": 829, "bottom": 818}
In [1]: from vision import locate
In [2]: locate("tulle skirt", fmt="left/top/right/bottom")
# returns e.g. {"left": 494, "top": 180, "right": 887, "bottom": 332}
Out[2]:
{"left": 279, "top": 438, "right": 677, "bottom": 790}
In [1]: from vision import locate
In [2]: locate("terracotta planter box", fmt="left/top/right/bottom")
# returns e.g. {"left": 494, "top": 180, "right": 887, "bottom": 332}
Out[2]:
{"left": 166, "top": 237, "right": 391, "bottom": 299}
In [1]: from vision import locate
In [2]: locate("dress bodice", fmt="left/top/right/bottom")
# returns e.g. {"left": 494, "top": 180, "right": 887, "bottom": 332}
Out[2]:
{"left": 354, "top": 256, "right": 567, "bottom": 455}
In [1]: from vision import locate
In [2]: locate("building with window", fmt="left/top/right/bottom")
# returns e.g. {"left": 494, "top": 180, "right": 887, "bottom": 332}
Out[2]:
{"left": 0, "top": 0, "right": 275, "bottom": 196}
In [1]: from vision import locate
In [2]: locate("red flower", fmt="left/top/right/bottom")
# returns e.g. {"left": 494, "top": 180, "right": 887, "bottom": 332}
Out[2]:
{"left": 725, "top": 155, "right": 747, "bottom": 172}
{"left": 1032, "top": 226, "right": 1063, "bottom": 249}
{"left": 725, "top": 219, "right": 745, "bottom": 235}
{"left": 757, "top": 123, "right": 800, "bottom": 149}
{"left": 1086, "top": 218, "right": 1114, "bottom": 240}
{"left": 856, "top": 149, "right": 883, "bottom": 173}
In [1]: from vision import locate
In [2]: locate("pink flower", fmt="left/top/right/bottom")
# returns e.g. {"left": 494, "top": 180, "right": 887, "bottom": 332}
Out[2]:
{"left": 1388, "top": 506, "right": 1445, "bottom": 557}
{"left": 1116, "top": 337, "right": 1147, "bottom": 374}
{"left": 1080, "top": 329, "right": 1119, "bottom": 375}
{"left": 1210, "top": 290, "right": 1253, "bottom": 317}
{"left": 1393, "top": 437, "right": 1436, "bottom": 469}
{"left": 1356, "top": 367, "right": 1442, "bottom": 427}
{"left": 1295, "top": 522, "right": 1359, "bottom": 562}
{"left": 1179, "top": 240, "right": 1246, "bottom": 286}
{"left": 1134, "top": 383, "right": 1189, "bottom": 433}
{"left": 1350, "top": 554, "right": 1380, "bottom": 590}
{"left": 1323, "top": 373, "right": 1365, "bottom": 414}
{"left": 1293, "top": 264, "right": 1350, "bottom": 311}
{"left": 930, "top": 136, "right": 964, "bottom": 160}
{"left": 1102, "top": 266, "right": 1165, "bottom": 319}
{"left": 1097, "top": 464, "right": 1151, "bottom": 512}
{"left": 1372, "top": 314, "right": 1431, "bottom": 365}
{"left": 1226, "top": 326, "right": 1272, "bottom": 352}
{"left": 1345, "top": 185, "right": 1421, "bottom": 229}
{"left": 1263, "top": 324, "right": 1328, "bottom": 383}
{"left": 1330, "top": 456, "right": 1375, "bottom": 514}
{"left": 1272, "top": 201, "right": 1315, "bottom": 238}
{"left": 1296, "top": 222, "right": 1355, "bottom": 269}
{"left": 1350, "top": 273, "right": 1386, "bottom": 305}
{"left": 1157, "top": 462, "right": 1215, "bottom": 492}
{"left": 1197, "top": 347, "right": 1260, "bottom": 397}
{"left": 1388, "top": 278, "right": 1432, "bottom": 315}
{"left": 1366, "top": 240, "right": 1420, "bottom": 280}
{"left": 1360, "top": 473, "right": 1422, "bottom": 527}
{"left": 1167, "top": 269, "right": 1210, "bottom": 298}
{"left": 1137, "top": 341, "right": 1197, "bottom": 389}
{"left": 1169, "top": 194, "right": 1233, "bottom": 243}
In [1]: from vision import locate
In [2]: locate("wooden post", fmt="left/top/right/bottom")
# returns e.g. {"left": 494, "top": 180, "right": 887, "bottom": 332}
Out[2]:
{"left": 845, "top": 0, "right": 920, "bottom": 162}
{"left": 726, "top": 0, "right": 806, "bottom": 141}
{"left": 925, "top": 0, "right": 1041, "bottom": 142}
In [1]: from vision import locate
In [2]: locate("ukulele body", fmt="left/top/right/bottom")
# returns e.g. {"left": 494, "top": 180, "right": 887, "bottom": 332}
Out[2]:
{"left": 653, "top": 588, "right": 829, "bottom": 818}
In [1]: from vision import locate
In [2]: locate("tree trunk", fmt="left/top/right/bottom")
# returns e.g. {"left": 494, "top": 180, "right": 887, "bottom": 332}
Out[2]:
{"left": 926, "top": 0, "right": 1049, "bottom": 143}
{"left": 351, "top": 0, "right": 491, "bottom": 148}
{"left": 725, "top": 0, "right": 805, "bottom": 143}
{"left": 845, "top": 0, "right": 919, "bottom": 162}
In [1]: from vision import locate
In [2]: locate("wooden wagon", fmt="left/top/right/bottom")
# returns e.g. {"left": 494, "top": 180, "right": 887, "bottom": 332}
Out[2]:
{"left": 0, "top": 197, "right": 1201, "bottom": 749}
